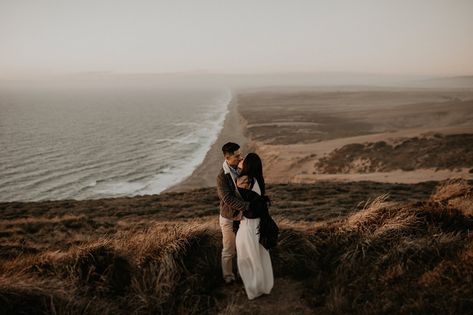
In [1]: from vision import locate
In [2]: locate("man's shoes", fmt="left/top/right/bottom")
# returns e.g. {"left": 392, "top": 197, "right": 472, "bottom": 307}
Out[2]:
{"left": 224, "top": 276, "right": 235, "bottom": 285}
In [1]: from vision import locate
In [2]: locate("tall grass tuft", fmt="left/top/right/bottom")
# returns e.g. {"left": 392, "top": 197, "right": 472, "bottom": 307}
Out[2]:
{"left": 0, "top": 222, "right": 223, "bottom": 315}
{"left": 1, "top": 179, "right": 473, "bottom": 314}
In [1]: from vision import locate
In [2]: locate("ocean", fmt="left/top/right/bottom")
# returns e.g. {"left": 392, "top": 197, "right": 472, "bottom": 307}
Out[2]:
{"left": 0, "top": 81, "right": 231, "bottom": 202}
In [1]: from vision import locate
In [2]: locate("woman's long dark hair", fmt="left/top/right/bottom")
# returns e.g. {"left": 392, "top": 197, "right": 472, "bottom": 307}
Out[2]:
{"left": 240, "top": 153, "right": 265, "bottom": 196}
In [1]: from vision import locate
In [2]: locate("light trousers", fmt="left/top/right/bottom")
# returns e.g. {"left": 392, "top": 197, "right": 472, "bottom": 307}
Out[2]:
{"left": 219, "top": 215, "right": 236, "bottom": 280}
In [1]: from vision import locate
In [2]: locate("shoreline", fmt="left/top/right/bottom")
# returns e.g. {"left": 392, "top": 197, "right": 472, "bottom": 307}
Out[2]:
{"left": 166, "top": 87, "right": 473, "bottom": 192}
{"left": 163, "top": 92, "right": 249, "bottom": 193}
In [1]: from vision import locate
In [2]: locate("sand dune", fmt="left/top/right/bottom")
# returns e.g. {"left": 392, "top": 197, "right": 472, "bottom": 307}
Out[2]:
{"left": 234, "top": 88, "right": 473, "bottom": 185}
{"left": 168, "top": 87, "right": 473, "bottom": 191}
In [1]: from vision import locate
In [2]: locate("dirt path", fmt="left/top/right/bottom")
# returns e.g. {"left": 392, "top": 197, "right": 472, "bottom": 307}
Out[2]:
{"left": 216, "top": 277, "right": 316, "bottom": 315}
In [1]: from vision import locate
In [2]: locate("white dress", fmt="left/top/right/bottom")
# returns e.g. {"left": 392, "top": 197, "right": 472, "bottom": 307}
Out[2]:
{"left": 235, "top": 179, "right": 274, "bottom": 300}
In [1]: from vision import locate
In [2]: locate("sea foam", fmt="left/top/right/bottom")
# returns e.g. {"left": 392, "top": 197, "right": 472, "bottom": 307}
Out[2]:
{"left": 93, "top": 88, "right": 232, "bottom": 197}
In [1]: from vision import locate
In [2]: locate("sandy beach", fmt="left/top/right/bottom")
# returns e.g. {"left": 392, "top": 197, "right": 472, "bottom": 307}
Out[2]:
{"left": 168, "top": 87, "right": 473, "bottom": 191}
{"left": 164, "top": 95, "right": 249, "bottom": 192}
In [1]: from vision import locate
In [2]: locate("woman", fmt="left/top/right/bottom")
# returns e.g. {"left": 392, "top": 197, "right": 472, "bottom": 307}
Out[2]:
{"left": 235, "top": 153, "right": 274, "bottom": 300}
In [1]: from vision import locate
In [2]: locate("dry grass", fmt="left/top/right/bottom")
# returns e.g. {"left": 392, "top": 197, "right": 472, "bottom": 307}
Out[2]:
{"left": 0, "top": 221, "right": 223, "bottom": 314}
{"left": 1, "top": 179, "right": 472, "bottom": 314}
{"left": 431, "top": 178, "right": 473, "bottom": 216}
{"left": 314, "top": 134, "right": 473, "bottom": 173}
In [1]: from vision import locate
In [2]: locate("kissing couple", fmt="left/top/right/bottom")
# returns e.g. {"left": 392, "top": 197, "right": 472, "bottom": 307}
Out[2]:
{"left": 216, "top": 142, "right": 277, "bottom": 300}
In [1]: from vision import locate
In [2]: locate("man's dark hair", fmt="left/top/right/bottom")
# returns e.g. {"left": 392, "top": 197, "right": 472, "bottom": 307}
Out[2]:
{"left": 222, "top": 142, "right": 240, "bottom": 156}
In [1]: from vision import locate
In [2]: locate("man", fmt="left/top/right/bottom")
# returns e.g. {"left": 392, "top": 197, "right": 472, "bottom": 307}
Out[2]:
{"left": 216, "top": 142, "right": 249, "bottom": 284}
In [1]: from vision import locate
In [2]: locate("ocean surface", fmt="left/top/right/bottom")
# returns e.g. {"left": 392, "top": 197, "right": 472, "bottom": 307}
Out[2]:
{"left": 0, "top": 81, "right": 231, "bottom": 202}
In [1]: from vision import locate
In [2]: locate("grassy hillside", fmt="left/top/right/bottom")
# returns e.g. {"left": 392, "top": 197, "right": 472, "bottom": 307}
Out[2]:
{"left": 0, "top": 180, "right": 472, "bottom": 314}
{"left": 314, "top": 134, "right": 473, "bottom": 173}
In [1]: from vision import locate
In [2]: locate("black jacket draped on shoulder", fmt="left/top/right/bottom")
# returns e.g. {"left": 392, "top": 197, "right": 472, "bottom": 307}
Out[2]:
{"left": 237, "top": 187, "right": 270, "bottom": 219}
{"left": 237, "top": 187, "right": 278, "bottom": 250}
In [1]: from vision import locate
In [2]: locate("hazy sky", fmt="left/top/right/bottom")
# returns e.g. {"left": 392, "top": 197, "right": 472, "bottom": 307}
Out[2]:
{"left": 1, "top": 0, "right": 472, "bottom": 79}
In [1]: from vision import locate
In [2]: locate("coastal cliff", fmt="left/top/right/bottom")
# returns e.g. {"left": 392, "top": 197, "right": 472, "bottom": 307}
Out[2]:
{"left": 2, "top": 87, "right": 473, "bottom": 314}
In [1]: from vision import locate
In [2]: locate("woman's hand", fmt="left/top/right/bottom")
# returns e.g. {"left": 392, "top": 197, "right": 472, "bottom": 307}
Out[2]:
{"left": 236, "top": 175, "right": 251, "bottom": 189}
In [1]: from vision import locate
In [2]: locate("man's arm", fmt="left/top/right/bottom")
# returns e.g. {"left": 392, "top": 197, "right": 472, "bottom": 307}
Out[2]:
{"left": 217, "top": 174, "right": 249, "bottom": 212}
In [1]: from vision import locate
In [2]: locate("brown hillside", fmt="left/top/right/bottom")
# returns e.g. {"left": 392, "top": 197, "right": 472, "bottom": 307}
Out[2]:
{"left": 314, "top": 134, "right": 473, "bottom": 173}
{"left": 0, "top": 180, "right": 472, "bottom": 314}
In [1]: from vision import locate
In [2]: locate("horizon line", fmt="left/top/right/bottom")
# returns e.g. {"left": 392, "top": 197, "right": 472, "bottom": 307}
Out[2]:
{"left": 2, "top": 70, "right": 473, "bottom": 82}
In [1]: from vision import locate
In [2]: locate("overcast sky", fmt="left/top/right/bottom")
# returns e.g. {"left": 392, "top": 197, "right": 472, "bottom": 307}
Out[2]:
{"left": 1, "top": 0, "right": 472, "bottom": 80}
